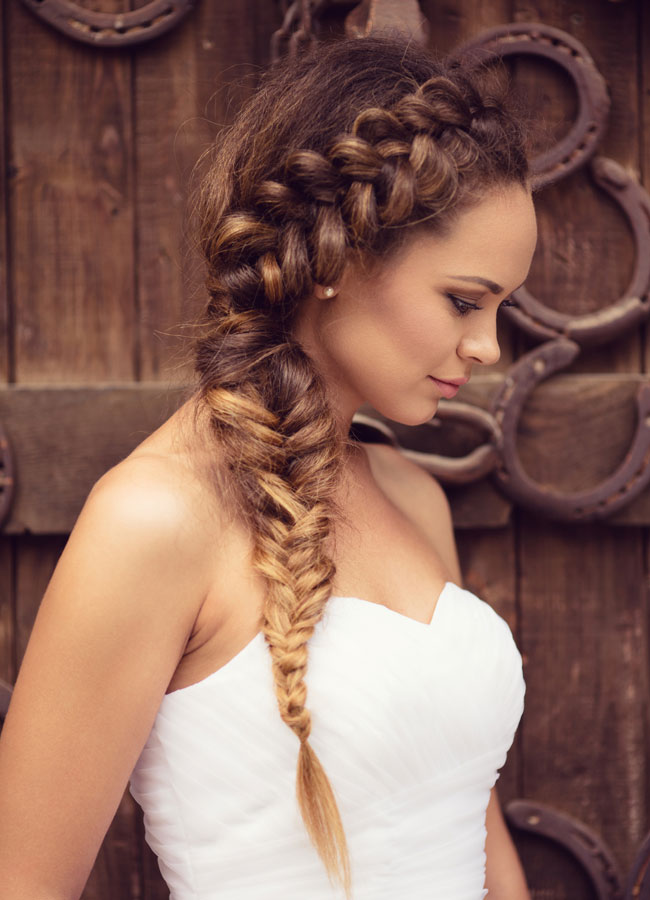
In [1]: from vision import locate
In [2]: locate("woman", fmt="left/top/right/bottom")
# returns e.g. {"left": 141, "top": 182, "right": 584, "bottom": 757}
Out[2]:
{"left": 0, "top": 35, "right": 536, "bottom": 900}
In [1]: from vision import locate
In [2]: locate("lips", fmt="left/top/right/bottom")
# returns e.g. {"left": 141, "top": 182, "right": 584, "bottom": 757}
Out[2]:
{"left": 428, "top": 375, "right": 469, "bottom": 399}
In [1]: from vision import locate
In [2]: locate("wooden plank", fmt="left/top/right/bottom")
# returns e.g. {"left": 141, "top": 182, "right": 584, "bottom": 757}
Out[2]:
{"left": 518, "top": 518, "right": 648, "bottom": 877}
{"left": 6, "top": 374, "right": 650, "bottom": 532}
{"left": 133, "top": 1, "right": 282, "bottom": 382}
{"left": 509, "top": 4, "right": 648, "bottom": 890}
{"left": 6, "top": 0, "right": 135, "bottom": 384}
{"left": 0, "top": 0, "right": 15, "bottom": 722}
{"left": 0, "top": 383, "right": 187, "bottom": 533}
{"left": 641, "top": 0, "right": 650, "bottom": 373}
{"left": 0, "top": 0, "right": 10, "bottom": 384}
{"left": 511, "top": 0, "right": 641, "bottom": 377}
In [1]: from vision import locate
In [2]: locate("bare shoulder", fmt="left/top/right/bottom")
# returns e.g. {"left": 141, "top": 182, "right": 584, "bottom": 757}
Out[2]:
{"left": 0, "top": 446, "right": 223, "bottom": 895}
{"left": 87, "top": 449, "right": 216, "bottom": 549}
{"left": 363, "top": 441, "right": 461, "bottom": 582}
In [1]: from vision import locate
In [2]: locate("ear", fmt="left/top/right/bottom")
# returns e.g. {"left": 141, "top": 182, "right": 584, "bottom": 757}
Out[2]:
{"left": 314, "top": 285, "right": 338, "bottom": 300}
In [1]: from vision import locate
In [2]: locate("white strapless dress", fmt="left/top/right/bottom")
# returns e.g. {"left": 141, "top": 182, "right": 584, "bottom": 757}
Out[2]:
{"left": 129, "top": 582, "right": 525, "bottom": 900}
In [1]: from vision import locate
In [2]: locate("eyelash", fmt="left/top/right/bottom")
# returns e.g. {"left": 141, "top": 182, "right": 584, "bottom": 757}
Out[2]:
{"left": 446, "top": 294, "right": 516, "bottom": 317}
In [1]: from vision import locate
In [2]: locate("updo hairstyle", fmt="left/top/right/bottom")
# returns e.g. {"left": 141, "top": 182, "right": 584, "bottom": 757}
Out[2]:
{"left": 192, "top": 34, "right": 529, "bottom": 894}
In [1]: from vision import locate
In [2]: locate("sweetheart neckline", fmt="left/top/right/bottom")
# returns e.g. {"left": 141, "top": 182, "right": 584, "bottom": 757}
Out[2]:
{"left": 330, "top": 580, "right": 450, "bottom": 627}
{"left": 163, "top": 582, "right": 454, "bottom": 699}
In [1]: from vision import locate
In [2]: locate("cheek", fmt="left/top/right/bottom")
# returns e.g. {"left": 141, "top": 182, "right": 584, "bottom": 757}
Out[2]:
{"left": 327, "top": 294, "right": 453, "bottom": 384}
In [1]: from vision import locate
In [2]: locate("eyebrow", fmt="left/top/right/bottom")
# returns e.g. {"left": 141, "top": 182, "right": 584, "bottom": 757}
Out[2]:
{"left": 446, "top": 275, "right": 504, "bottom": 294}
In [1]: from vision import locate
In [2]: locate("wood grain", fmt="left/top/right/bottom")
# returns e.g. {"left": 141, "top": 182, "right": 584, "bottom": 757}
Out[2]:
{"left": 512, "top": 0, "right": 641, "bottom": 377}
{"left": 133, "top": 1, "right": 283, "bottom": 383}
{"left": 518, "top": 518, "right": 648, "bottom": 875}
{"left": 7, "top": 0, "right": 136, "bottom": 384}
{"left": 0, "top": 383, "right": 188, "bottom": 534}
{"left": 5, "top": 374, "right": 650, "bottom": 532}
{"left": 0, "top": 0, "right": 10, "bottom": 384}
{"left": 1, "top": 0, "right": 649, "bottom": 895}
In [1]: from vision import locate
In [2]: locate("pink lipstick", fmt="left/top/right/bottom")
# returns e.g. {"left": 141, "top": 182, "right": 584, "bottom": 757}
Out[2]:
{"left": 428, "top": 375, "right": 469, "bottom": 399}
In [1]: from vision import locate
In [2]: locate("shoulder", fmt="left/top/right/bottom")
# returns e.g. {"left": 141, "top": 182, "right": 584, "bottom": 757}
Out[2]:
{"left": 58, "top": 450, "right": 222, "bottom": 628}
{"left": 362, "top": 441, "right": 460, "bottom": 581}
{"left": 79, "top": 454, "right": 209, "bottom": 557}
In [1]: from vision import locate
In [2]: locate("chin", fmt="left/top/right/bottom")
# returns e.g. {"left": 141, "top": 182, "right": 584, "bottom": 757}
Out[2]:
{"left": 374, "top": 399, "right": 440, "bottom": 429}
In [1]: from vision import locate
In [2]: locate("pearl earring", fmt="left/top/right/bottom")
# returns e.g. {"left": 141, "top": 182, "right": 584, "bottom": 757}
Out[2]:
{"left": 324, "top": 286, "right": 336, "bottom": 298}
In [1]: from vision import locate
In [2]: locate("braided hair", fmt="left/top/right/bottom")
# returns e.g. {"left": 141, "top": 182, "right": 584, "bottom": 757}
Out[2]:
{"left": 193, "top": 35, "right": 528, "bottom": 894}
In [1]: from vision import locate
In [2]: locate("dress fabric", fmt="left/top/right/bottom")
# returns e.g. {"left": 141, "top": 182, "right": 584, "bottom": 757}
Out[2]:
{"left": 129, "top": 582, "right": 525, "bottom": 900}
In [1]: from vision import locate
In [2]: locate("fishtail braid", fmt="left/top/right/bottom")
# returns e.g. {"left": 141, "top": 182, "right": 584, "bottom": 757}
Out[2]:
{"left": 193, "top": 34, "right": 528, "bottom": 894}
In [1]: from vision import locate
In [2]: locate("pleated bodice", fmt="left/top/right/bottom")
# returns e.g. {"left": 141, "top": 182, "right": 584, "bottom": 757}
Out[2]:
{"left": 129, "top": 582, "right": 525, "bottom": 900}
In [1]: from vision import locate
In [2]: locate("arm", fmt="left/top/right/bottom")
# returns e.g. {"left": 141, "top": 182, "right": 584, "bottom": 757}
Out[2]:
{"left": 484, "top": 786, "right": 530, "bottom": 899}
{"left": 0, "top": 458, "right": 213, "bottom": 900}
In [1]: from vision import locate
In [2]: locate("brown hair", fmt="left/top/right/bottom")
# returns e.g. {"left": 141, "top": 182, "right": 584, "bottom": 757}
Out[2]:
{"left": 192, "top": 34, "right": 528, "bottom": 893}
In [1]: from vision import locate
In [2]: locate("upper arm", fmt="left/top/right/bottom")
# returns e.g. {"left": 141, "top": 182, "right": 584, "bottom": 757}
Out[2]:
{"left": 364, "top": 442, "right": 461, "bottom": 583}
{"left": 0, "top": 459, "right": 214, "bottom": 899}
{"left": 484, "top": 786, "right": 530, "bottom": 899}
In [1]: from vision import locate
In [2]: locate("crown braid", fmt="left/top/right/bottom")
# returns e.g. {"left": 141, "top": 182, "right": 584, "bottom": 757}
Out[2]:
{"left": 193, "top": 35, "right": 528, "bottom": 894}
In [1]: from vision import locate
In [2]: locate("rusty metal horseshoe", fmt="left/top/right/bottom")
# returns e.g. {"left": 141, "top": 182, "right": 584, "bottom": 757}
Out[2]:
{"left": 505, "top": 800, "right": 623, "bottom": 900}
{"left": 351, "top": 403, "right": 502, "bottom": 485}
{"left": 505, "top": 156, "right": 650, "bottom": 346}
{"left": 0, "top": 425, "right": 14, "bottom": 531}
{"left": 451, "top": 22, "right": 610, "bottom": 189}
{"left": 19, "top": 0, "right": 197, "bottom": 48}
{"left": 491, "top": 340, "right": 650, "bottom": 521}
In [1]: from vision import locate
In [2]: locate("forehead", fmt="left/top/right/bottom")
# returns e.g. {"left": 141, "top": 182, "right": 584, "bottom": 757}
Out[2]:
{"left": 387, "top": 185, "right": 537, "bottom": 288}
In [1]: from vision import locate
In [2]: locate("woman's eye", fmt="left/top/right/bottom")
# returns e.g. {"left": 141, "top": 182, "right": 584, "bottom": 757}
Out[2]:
{"left": 499, "top": 297, "right": 516, "bottom": 309}
{"left": 447, "top": 294, "right": 479, "bottom": 316}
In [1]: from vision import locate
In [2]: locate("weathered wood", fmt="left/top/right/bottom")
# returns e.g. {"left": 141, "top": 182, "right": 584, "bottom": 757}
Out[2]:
{"left": 518, "top": 518, "right": 648, "bottom": 876}
{"left": 134, "top": 1, "right": 282, "bottom": 382}
{"left": 7, "top": 0, "right": 135, "bottom": 384}
{"left": 0, "top": 383, "right": 188, "bottom": 534}
{"left": 0, "top": 0, "right": 14, "bottom": 706}
{"left": 511, "top": 0, "right": 641, "bottom": 378}
{"left": 0, "top": 1, "right": 9, "bottom": 385}
{"left": 641, "top": 0, "right": 650, "bottom": 375}
{"left": 5, "top": 374, "right": 650, "bottom": 532}
{"left": 2, "top": 0, "right": 649, "bottom": 896}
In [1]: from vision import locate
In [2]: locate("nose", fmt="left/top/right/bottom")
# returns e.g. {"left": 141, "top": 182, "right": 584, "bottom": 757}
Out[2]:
{"left": 458, "top": 316, "right": 501, "bottom": 367}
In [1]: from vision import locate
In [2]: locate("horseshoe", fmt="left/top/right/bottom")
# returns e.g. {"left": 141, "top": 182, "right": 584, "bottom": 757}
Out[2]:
{"left": 19, "top": 0, "right": 197, "bottom": 48}
{"left": 491, "top": 340, "right": 650, "bottom": 521}
{"left": 505, "top": 800, "right": 623, "bottom": 900}
{"left": 351, "top": 403, "right": 502, "bottom": 485}
{"left": 0, "top": 425, "right": 14, "bottom": 531}
{"left": 505, "top": 156, "right": 650, "bottom": 346}
{"left": 451, "top": 22, "right": 610, "bottom": 189}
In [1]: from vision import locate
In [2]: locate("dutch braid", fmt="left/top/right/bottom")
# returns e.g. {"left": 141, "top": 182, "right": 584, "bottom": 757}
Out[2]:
{"left": 193, "top": 35, "right": 528, "bottom": 894}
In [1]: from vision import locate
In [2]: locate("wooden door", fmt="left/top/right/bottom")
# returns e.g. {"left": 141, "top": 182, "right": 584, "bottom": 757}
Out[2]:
{"left": 1, "top": 1, "right": 648, "bottom": 896}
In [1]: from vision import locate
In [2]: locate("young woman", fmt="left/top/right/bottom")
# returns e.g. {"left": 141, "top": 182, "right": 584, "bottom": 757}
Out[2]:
{"left": 0, "top": 35, "right": 537, "bottom": 900}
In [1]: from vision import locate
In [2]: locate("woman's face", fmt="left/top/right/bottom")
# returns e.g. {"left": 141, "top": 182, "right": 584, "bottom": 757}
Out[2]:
{"left": 293, "top": 184, "right": 538, "bottom": 428}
